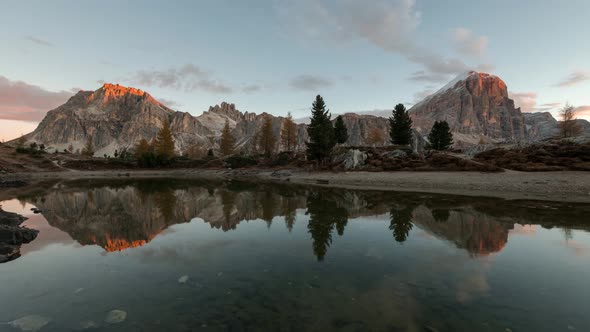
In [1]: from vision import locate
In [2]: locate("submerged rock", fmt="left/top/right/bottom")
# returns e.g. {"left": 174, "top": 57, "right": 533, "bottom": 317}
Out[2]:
{"left": 0, "top": 210, "right": 39, "bottom": 263}
{"left": 0, "top": 208, "right": 27, "bottom": 227}
{"left": 178, "top": 275, "right": 189, "bottom": 284}
{"left": 8, "top": 315, "right": 51, "bottom": 332}
{"left": 105, "top": 310, "right": 127, "bottom": 324}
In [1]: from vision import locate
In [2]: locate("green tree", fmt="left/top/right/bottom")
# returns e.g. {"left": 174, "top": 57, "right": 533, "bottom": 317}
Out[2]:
{"left": 427, "top": 120, "right": 454, "bottom": 151}
{"left": 219, "top": 119, "right": 236, "bottom": 156}
{"left": 306, "top": 95, "right": 335, "bottom": 162}
{"left": 281, "top": 112, "right": 298, "bottom": 151}
{"left": 154, "top": 119, "right": 176, "bottom": 159}
{"left": 81, "top": 136, "right": 95, "bottom": 156}
{"left": 259, "top": 114, "right": 276, "bottom": 157}
{"left": 389, "top": 103, "right": 413, "bottom": 145}
{"left": 334, "top": 115, "right": 349, "bottom": 144}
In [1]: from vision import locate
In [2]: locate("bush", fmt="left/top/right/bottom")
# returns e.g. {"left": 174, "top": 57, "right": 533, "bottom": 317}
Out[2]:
{"left": 224, "top": 155, "right": 258, "bottom": 169}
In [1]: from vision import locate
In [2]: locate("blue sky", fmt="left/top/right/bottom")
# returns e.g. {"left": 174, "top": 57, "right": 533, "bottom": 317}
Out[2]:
{"left": 1, "top": 0, "right": 589, "bottom": 140}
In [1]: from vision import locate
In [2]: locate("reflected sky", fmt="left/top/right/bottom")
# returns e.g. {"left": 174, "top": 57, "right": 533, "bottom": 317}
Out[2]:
{"left": 1, "top": 179, "right": 589, "bottom": 331}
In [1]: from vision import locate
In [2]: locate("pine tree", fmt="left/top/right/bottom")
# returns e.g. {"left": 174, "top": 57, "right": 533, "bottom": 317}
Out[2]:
{"left": 81, "top": 135, "right": 94, "bottom": 156}
{"left": 334, "top": 115, "right": 348, "bottom": 144}
{"left": 154, "top": 119, "right": 176, "bottom": 159}
{"left": 281, "top": 112, "right": 298, "bottom": 151}
{"left": 389, "top": 104, "right": 413, "bottom": 145}
{"left": 219, "top": 119, "right": 236, "bottom": 156}
{"left": 259, "top": 114, "right": 276, "bottom": 157}
{"left": 306, "top": 95, "right": 335, "bottom": 162}
{"left": 427, "top": 121, "right": 454, "bottom": 151}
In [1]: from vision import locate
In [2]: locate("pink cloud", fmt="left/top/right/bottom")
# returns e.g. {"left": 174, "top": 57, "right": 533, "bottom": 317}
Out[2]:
{"left": 555, "top": 70, "right": 590, "bottom": 87}
{"left": 509, "top": 92, "right": 537, "bottom": 113}
{"left": 574, "top": 105, "right": 590, "bottom": 117}
{"left": 0, "top": 76, "right": 73, "bottom": 121}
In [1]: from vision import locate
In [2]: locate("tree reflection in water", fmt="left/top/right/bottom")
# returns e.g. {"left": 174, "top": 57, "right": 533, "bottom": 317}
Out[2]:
{"left": 306, "top": 192, "right": 349, "bottom": 261}
{"left": 389, "top": 205, "right": 415, "bottom": 243}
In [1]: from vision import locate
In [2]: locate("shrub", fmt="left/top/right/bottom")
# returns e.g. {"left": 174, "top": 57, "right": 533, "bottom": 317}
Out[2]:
{"left": 224, "top": 155, "right": 258, "bottom": 169}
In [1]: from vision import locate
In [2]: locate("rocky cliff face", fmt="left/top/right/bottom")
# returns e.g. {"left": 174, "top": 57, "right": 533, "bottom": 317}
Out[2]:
{"left": 523, "top": 112, "right": 590, "bottom": 141}
{"left": 20, "top": 83, "right": 427, "bottom": 156}
{"left": 409, "top": 71, "right": 526, "bottom": 147}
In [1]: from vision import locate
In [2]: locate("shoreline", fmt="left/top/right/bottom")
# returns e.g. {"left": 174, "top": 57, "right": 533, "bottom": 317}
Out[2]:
{"left": 3, "top": 169, "right": 590, "bottom": 203}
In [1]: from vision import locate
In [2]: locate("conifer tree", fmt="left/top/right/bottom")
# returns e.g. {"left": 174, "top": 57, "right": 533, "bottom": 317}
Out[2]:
{"left": 154, "top": 119, "right": 176, "bottom": 159}
{"left": 389, "top": 103, "right": 413, "bottom": 145}
{"left": 306, "top": 95, "right": 335, "bottom": 162}
{"left": 259, "top": 114, "right": 276, "bottom": 157}
{"left": 281, "top": 112, "right": 298, "bottom": 151}
{"left": 219, "top": 119, "right": 236, "bottom": 156}
{"left": 427, "top": 120, "right": 454, "bottom": 151}
{"left": 334, "top": 115, "right": 348, "bottom": 145}
{"left": 135, "top": 138, "right": 151, "bottom": 157}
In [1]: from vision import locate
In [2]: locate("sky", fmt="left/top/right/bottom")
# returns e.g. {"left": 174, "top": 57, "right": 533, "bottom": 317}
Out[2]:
{"left": 1, "top": 0, "right": 589, "bottom": 141}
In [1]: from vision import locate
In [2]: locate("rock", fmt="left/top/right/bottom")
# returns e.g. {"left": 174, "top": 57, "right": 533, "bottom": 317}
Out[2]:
{"left": 9, "top": 315, "right": 51, "bottom": 332}
{"left": 178, "top": 275, "right": 189, "bottom": 284}
{"left": 410, "top": 71, "right": 526, "bottom": 147}
{"left": 104, "top": 310, "right": 127, "bottom": 324}
{"left": 79, "top": 320, "right": 99, "bottom": 329}
{"left": 0, "top": 225, "right": 39, "bottom": 245}
{"left": 0, "top": 208, "right": 27, "bottom": 227}
{"left": 340, "top": 149, "right": 367, "bottom": 170}
{"left": 383, "top": 150, "right": 407, "bottom": 158}
{"left": 0, "top": 180, "right": 27, "bottom": 188}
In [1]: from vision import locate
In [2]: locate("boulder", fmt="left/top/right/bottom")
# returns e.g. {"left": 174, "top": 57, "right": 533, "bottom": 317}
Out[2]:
{"left": 340, "top": 149, "right": 367, "bottom": 170}
{"left": 0, "top": 208, "right": 27, "bottom": 227}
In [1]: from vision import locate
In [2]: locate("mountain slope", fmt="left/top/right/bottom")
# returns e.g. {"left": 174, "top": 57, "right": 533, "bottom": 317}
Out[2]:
{"left": 409, "top": 71, "right": 526, "bottom": 146}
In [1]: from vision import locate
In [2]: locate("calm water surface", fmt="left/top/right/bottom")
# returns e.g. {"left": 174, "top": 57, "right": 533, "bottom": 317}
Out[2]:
{"left": 1, "top": 178, "right": 589, "bottom": 332}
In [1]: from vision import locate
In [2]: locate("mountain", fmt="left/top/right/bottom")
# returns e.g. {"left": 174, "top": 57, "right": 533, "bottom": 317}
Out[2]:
{"left": 524, "top": 112, "right": 590, "bottom": 141}
{"left": 18, "top": 83, "right": 423, "bottom": 156}
{"left": 409, "top": 71, "right": 526, "bottom": 146}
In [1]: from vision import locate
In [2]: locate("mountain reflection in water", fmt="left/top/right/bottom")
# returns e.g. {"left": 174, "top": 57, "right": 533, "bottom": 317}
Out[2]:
{"left": 14, "top": 178, "right": 590, "bottom": 259}
{"left": 2, "top": 178, "right": 590, "bottom": 332}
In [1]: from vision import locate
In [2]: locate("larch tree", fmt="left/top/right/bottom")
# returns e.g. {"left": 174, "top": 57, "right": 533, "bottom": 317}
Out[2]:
{"left": 367, "top": 127, "right": 384, "bottom": 147}
{"left": 334, "top": 115, "right": 349, "bottom": 145}
{"left": 135, "top": 138, "right": 151, "bottom": 157}
{"left": 306, "top": 95, "right": 335, "bottom": 162}
{"left": 281, "top": 112, "right": 298, "bottom": 151}
{"left": 559, "top": 103, "right": 582, "bottom": 138}
{"left": 259, "top": 114, "right": 276, "bottom": 157}
{"left": 154, "top": 119, "right": 176, "bottom": 159}
{"left": 219, "top": 119, "right": 236, "bottom": 156}
{"left": 427, "top": 120, "right": 454, "bottom": 151}
{"left": 389, "top": 103, "right": 413, "bottom": 145}
{"left": 81, "top": 135, "right": 95, "bottom": 156}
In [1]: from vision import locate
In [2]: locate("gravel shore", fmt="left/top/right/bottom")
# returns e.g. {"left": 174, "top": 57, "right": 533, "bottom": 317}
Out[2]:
{"left": 3, "top": 169, "right": 590, "bottom": 203}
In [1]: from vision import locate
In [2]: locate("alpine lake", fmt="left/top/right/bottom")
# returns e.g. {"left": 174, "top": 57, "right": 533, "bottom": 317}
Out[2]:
{"left": 1, "top": 178, "right": 589, "bottom": 332}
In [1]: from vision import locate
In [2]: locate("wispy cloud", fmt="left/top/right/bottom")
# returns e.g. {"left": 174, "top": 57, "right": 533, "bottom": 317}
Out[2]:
{"left": 290, "top": 74, "right": 333, "bottom": 91}
{"left": 24, "top": 35, "right": 54, "bottom": 47}
{"left": 509, "top": 92, "right": 538, "bottom": 113}
{"left": 130, "top": 64, "right": 233, "bottom": 94}
{"left": 242, "top": 84, "right": 262, "bottom": 93}
{"left": 555, "top": 70, "right": 590, "bottom": 87}
{"left": 0, "top": 76, "right": 73, "bottom": 121}
{"left": 451, "top": 28, "right": 488, "bottom": 57}
{"left": 276, "top": 0, "right": 493, "bottom": 84}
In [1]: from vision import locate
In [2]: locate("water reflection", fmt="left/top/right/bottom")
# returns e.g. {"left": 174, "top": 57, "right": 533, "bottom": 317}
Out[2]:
{"left": 7, "top": 178, "right": 590, "bottom": 260}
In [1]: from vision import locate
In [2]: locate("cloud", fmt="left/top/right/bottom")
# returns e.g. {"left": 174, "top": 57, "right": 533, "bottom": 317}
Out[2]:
{"left": 451, "top": 28, "right": 488, "bottom": 57}
{"left": 574, "top": 105, "right": 590, "bottom": 117}
{"left": 0, "top": 76, "right": 73, "bottom": 121}
{"left": 509, "top": 92, "right": 538, "bottom": 113}
{"left": 131, "top": 64, "right": 233, "bottom": 94}
{"left": 509, "top": 92, "right": 563, "bottom": 113}
{"left": 157, "top": 98, "right": 180, "bottom": 108}
{"left": 290, "top": 74, "right": 333, "bottom": 91}
{"left": 413, "top": 87, "right": 436, "bottom": 102}
{"left": 24, "top": 35, "right": 53, "bottom": 47}
{"left": 276, "top": 0, "right": 493, "bottom": 84}
{"left": 242, "top": 84, "right": 262, "bottom": 93}
{"left": 555, "top": 70, "right": 590, "bottom": 87}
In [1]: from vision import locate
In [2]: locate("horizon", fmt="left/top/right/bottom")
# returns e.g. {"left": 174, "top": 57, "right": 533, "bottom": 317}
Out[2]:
{"left": 1, "top": 0, "right": 590, "bottom": 141}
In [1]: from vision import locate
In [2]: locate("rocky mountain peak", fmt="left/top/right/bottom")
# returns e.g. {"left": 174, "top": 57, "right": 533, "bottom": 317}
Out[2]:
{"left": 409, "top": 71, "right": 525, "bottom": 146}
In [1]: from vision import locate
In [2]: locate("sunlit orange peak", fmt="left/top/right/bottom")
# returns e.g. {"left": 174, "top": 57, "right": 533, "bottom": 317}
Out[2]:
{"left": 100, "top": 83, "right": 147, "bottom": 98}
